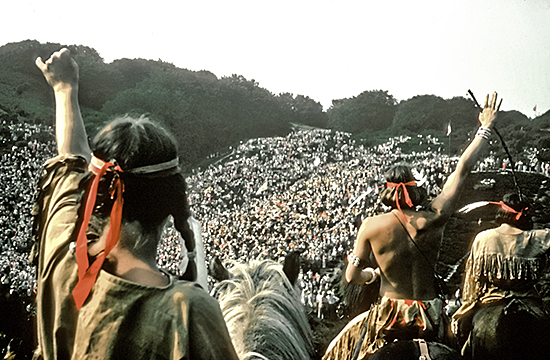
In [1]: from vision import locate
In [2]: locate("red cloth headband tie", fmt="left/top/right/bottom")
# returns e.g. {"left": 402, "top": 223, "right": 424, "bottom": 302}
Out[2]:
{"left": 72, "top": 156, "right": 124, "bottom": 309}
{"left": 489, "top": 201, "right": 526, "bottom": 221}
{"left": 386, "top": 181, "right": 417, "bottom": 220}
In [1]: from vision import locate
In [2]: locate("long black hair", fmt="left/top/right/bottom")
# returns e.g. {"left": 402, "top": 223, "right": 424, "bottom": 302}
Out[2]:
{"left": 90, "top": 115, "right": 196, "bottom": 280}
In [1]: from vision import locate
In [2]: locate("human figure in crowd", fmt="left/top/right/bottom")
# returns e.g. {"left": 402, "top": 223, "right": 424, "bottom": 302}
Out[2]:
{"left": 323, "top": 92, "right": 502, "bottom": 360}
{"left": 451, "top": 193, "right": 550, "bottom": 359}
{"left": 317, "top": 290, "right": 326, "bottom": 319}
{"left": 32, "top": 48, "right": 238, "bottom": 359}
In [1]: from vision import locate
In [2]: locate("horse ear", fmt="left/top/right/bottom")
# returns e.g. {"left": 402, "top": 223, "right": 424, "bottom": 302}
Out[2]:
{"left": 283, "top": 251, "right": 301, "bottom": 286}
{"left": 209, "top": 256, "right": 230, "bottom": 282}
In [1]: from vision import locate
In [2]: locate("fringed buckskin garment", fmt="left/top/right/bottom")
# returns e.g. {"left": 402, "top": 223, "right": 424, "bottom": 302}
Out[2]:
{"left": 31, "top": 155, "right": 238, "bottom": 360}
{"left": 323, "top": 296, "right": 445, "bottom": 360}
{"left": 451, "top": 227, "right": 550, "bottom": 351}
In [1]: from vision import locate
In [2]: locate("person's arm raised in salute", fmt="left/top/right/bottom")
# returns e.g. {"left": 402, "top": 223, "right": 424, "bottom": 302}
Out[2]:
{"left": 36, "top": 48, "right": 91, "bottom": 162}
{"left": 430, "top": 92, "right": 502, "bottom": 221}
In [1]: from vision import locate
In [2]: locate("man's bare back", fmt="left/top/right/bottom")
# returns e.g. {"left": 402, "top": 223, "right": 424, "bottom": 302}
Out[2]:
{"left": 345, "top": 92, "right": 503, "bottom": 302}
{"left": 361, "top": 209, "right": 444, "bottom": 300}
{"left": 323, "top": 93, "right": 502, "bottom": 360}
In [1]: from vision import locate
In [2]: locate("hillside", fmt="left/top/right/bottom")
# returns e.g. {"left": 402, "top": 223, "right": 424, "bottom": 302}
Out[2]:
{"left": 2, "top": 40, "right": 550, "bottom": 358}
{"left": 2, "top": 40, "right": 550, "bottom": 172}
{"left": 3, "top": 121, "right": 550, "bottom": 358}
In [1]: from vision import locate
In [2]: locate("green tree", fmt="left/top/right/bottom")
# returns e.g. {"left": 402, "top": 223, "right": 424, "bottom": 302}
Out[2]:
{"left": 75, "top": 54, "right": 123, "bottom": 111}
{"left": 327, "top": 90, "right": 396, "bottom": 133}
{"left": 443, "top": 96, "right": 480, "bottom": 153}
{"left": 220, "top": 74, "right": 290, "bottom": 139}
{"left": 277, "top": 93, "right": 327, "bottom": 128}
{"left": 391, "top": 95, "right": 448, "bottom": 134}
{"left": 101, "top": 70, "right": 291, "bottom": 169}
{"left": 533, "top": 109, "right": 550, "bottom": 129}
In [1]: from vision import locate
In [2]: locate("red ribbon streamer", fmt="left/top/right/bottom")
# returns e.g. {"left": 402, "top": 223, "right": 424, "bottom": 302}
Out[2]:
{"left": 489, "top": 201, "right": 526, "bottom": 221}
{"left": 386, "top": 181, "right": 417, "bottom": 220}
{"left": 72, "top": 158, "right": 124, "bottom": 309}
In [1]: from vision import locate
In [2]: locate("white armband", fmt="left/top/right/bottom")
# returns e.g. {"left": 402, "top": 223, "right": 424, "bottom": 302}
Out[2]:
{"left": 476, "top": 126, "right": 492, "bottom": 140}
{"left": 347, "top": 253, "right": 363, "bottom": 268}
{"left": 364, "top": 267, "right": 380, "bottom": 285}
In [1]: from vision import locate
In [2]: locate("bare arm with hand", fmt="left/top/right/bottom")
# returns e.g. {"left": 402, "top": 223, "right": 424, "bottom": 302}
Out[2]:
{"left": 36, "top": 48, "right": 91, "bottom": 162}
{"left": 430, "top": 92, "right": 502, "bottom": 219}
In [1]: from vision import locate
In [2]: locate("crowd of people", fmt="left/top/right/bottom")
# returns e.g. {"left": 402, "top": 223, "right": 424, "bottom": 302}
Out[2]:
{"left": 0, "top": 120, "right": 55, "bottom": 303}
{"left": 2, "top": 120, "right": 550, "bottom": 319}
{"left": 2, "top": 49, "right": 548, "bottom": 360}
{"left": 186, "top": 130, "right": 458, "bottom": 312}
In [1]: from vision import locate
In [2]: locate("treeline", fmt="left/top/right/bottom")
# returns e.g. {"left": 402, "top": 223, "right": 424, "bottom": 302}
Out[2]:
{"left": 1, "top": 40, "right": 550, "bottom": 170}
{"left": 329, "top": 90, "right": 550, "bottom": 160}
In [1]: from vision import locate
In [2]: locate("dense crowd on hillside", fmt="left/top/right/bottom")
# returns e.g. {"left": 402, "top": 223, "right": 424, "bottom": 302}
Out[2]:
{"left": 2, "top": 121, "right": 550, "bottom": 319}
{"left": 186, "top": 131, "right": 454, "bottom": 308}
{"left": 1, "top": 121, "right": 55, "bottom": 302}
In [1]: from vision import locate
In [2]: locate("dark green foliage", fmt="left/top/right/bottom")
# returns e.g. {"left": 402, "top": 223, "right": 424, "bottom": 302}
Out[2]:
{"left": 533, "top": 108, "right": 550, "bottom": 129}
{"left": 353, "top": 129, "right": 392, "bottom": 148}
{"left": 0, "top": 40, "right": 56, "bottom": 122}
{"left": 219, "top": 74, "right": 291, "bottom": 140}
{"left": 327, "top": 90, "right": 397, "bottom": 133}
{"left": 101, "top": 71, "right": 293, "bottom": 169}
{"left": 1, "top": 41, "right": 297, "bottom": 170}
{"left": 392, "top": 95, "right": 449, "bottom": 134}
{"left": 277, "top": 92, "right": 328, "bottom": 128}
{"left": 80, "top": 108, "right": 110, "bottom": 137}
{"left": 76, "top": 55, "right": 123, "bottom": 111}
{"left": 0, "top": 41, "right": 114, "bottom": 123}
{"left": 109, "top": 58, "right": 181, "bottom": 89}
{"left": 2, "top": 40, "right": 550, "bottom": 168}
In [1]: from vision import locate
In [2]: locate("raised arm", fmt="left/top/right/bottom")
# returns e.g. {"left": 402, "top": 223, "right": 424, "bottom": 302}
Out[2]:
{"left": 36, "top": 48, "right": 91, "bottom": 162}
{"left": 430, "top": 92, "right": 502, "bottom": 219}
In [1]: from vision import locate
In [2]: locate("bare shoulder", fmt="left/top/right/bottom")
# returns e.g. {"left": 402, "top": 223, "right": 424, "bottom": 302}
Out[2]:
{"left": 356, "top": 213, "right": 402, "bottom": 247}
{"left": 359, "top": 212, "right": 396, "bottom": 233}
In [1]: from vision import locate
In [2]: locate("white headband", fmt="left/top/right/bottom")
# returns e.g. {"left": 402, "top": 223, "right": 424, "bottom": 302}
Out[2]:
{"left": 127, "top": 158, "right": 180, "bottom": 175}
{"left": 90, "top": 156, "right": 179, "bottom": 176}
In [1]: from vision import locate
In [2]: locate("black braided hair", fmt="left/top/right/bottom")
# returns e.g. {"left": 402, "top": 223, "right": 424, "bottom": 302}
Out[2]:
{"left": 172, "top": 189, "right": 197, "bottom": 281}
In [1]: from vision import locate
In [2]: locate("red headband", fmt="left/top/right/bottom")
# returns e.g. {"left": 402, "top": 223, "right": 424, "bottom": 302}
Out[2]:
{"left": 386, "top": 181, "right": 416, "bottom": 220}
{"left": 489, "top": 201, "right": 527, "bottom": 221}
{"left": 72, "top": 156, "right": 124, "bottom": 309}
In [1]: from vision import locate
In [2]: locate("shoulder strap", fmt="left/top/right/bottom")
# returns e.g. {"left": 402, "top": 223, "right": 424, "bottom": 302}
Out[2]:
{"left": 391, "top": 212, "right": 434, "bottom": 269}
{"left": 391, "top": 211, "right": 448, "bottom": 298}
{"left": 414, "top": 339, "right": 433, "bottom": 360}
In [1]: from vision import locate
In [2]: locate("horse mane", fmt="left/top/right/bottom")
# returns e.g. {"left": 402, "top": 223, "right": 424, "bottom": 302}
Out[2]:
{"left": 214, "top": 259, "right": 315, "bottom": 360}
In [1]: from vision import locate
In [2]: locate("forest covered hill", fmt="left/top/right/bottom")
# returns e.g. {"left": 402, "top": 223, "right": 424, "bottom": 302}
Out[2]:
{"left": 2, "top": 40, "right": 550, "bottom": 172}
